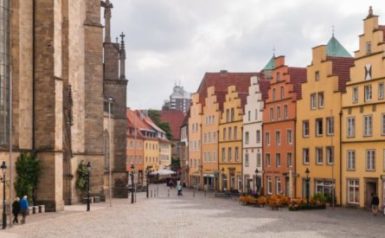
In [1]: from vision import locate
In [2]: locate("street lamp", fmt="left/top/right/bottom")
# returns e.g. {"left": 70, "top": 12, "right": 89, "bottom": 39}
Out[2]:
{"left": 86, "top": 162, "right": 91, "bottom": 212}
{"left": 305, "top": 168, "right": 310, "bottom": 206}
{"left": 255, "top": 168, "right": 259, "bottom": 195}
{"left": 1, "top": 161, "right": 7, "bottom": 229}
{"left": 131, "top": 164, "right": 135, "bottom": 204}
{"left": 146, "top": 166, "right": 151, "bottom": 199}
{"left": 221, "top": 167, "right": 225, "bottom": 192}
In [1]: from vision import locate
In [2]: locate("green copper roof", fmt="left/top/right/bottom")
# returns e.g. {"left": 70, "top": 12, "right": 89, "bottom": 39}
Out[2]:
{"left": 326, "top": 36, "right": 351, "bottom": 57}
{"left": 263, "top": 56, "right": 275, "bottom": 70}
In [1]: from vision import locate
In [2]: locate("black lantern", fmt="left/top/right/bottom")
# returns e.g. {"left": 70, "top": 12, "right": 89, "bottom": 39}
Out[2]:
{"left": 305, "top": 168, "right": 310, "bottom": 206}
{"left": 86, "top": 162, "right": 91, "bottom": 212}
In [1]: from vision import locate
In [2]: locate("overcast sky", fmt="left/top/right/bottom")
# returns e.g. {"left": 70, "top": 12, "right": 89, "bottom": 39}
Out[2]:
{"left": 109, "top": 0, "right": 385, "bottom": 110}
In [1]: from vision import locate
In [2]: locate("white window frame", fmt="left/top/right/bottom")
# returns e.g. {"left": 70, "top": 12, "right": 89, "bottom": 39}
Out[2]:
{"left": 303, "top": 120, "right": 309, "bottom": 137}
{"left": 382, "top": 113, "right": 385, "bottom": 136}
{"left": 326, "top": 117, "right": 334, "bottom": 136}
{"left": 326, "top": 146, "right": 334, "bottom": 165}
{"left": 245, "top": 131, "right": 249, "bottom": 144}
{"left": 363, "top": 115, "right": 373, "bottom": 137}
{"left": 315, "top": 118, "right": 323, "bottom": 136}
{"left": 310, "top": 93, "right": 317, "bottom": 110}
{"left": 287, "top": 129, "right": 293, "bottom": 144}
{"left": 347, "top": 150, "right": 356, "bottom": 170}
{"left": 316, "top": 147, "right": 323, "bottom": 165}
{"left": 352, "top": 87, "right": 358, "bottom": 104}
{"left": 364, "top": 84, "right": 372, "bottom": 102}
{"left": 318, "top": 92, "right": 324, "bottom": 108}
{"left": 366, "top": 149, "right": 375, "bottom": 171}
{"left": 347, "top": 117, "right": 355, "bottom": 138}
{"left": 378, "top": 82, "right": 384, "bottom": 100}
{"left": 266, "top": 153, "right": 271, "bottom": 166}
{"left": 245, "top": 151, "right": 249, "bottom": 167}
{"left": 347, "top": 179, "right": 359, "bottom": 205}
{"left": 287, "top": 152, "right": 293, "bottom": 168}
{"left": 276, "top": 177, "right": 281, "bottom": 194}
{"left": 265, "top": 132, "right": 270, "bottom": 146}
{"left": 275, "top": 130, "right": 281, "bottom": 146}
{"left": 276, "top": 153, "right": 281, "bottom": 168}
{"left": 267, "top": 177, "right": 272, "bottom": 195}
{"left": 303, "top": 148, "right": 310, "bottom": 164}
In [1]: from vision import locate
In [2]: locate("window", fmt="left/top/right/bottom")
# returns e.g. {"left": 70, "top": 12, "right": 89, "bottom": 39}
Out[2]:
{"left": 303, "top": 121, "right": 309, "bottom": 137}
{"left": 316, "top": 147, "right": 323, "bottom": 164}
{"left": 248, "top": 110, "right": 251, "bottom": 121}
{"left": 272, "top": 88, "right": 276, "bottom": 101}
{"left": 348, "top": 179, "right": 359, "bottom": 204}
{"left": 363, "top": 115, "right": 373, "bottom": 137}
{"left": 326, "top": 117, "right": 334, "bottom": 135}
{"left": 245, "top": 152, "right": 249, "bottom": 167}
{"left": 326, "top": 146, "right": 334, "bottom": 164}
{"left": 287, "top": 129, "right": 293, "bottom": 144}
{"left": 365, "top": 64, "right": 372, "bottom": 80}
{"left": 283, "top": 105, "right": 288, "bottom": 119}
{"left": 277, "top": 106, "right": 281, "bottom": 119}
{"left": 235, "top": 147, "right": 239, "bottom": 161}
{"left": 276, "top": 153, "right": 281, "bottom": 167}
{"left": 257, "top": 153, "right": 261, "bottom": 167}
{"left": 234, "top": 126, "right": 237, "bottom": 140}
{"left": 270, "top": 108, "right": 274, "bottom": 121}
{"left": 230, "top": 108, "right": 235, "bottom": 121}
{"left": 276, "top": 177, "right": 281, "bottom": 194}
{"left": 315, "top": 118, "right": 323, "bottom": 136}
{"left": 226, "top": 109, "right": 230, "bottom": 122}
{"left": 364, "top": 85, "right": 372, "bottom": 102}
{"left": 228, "top": 127, "right": 232, "bottom": 140}
{"left": 352, "top": 87, "right": 359, "bottom": 103}
{"left": 310, "top": 93, "right": 317, "bottom": 110}
{"left": 265, "top": 153, "right": 271, "bottom": 166}
{"left": 379, "top": 83, "right": 385, "bottom": 100}
{"left": 222, "top": 148, "right": 226, "bottom": 161}
{"left": 276, "top": 72, "right": 281, "bottom": 81}
{"left": 265, "top": 132, "right": 270, "bottom": 146}
{"left": 245, "top": 131, "right": 249, "bottom": 144}
{"left": 275, "top": 130, "right": 281, "bottom": 146}
{"left": 366, "top": 41, "right": 372, "bottom": 55}
{"left": 366, "top": 149, "right": 375, "bottom": 171}
{"left": 347, "top": 117, "right": 355, "bottom": 138}
{"left": 256, "top": 130, "right": 261, "bottom": 143}
{"left": 347, "top": 150, "right": 355, "bottom": 170}
{"left": 223, "top": 128, "right": 226, "bottom": 140}
{"left": 382, "top": 114, "right": 385, "bottom": 135}
{"left": 255, "top": 109, "right": 258, "bottom": 120}
{"left": 280, "top": 86, "right": 284, "bottom": 99}
{"left": 303, "top": 148, "right": 310, "bottom": 164}
{"left": 318, "top": 92, "right": 324, "bottom": 108}
{"left": 228, "top": 148, "right": 232, "bottom": 161}
{"left": 315, "top": 71, "right": 320, "bottom": 81}
{"left": 267, "top": 177, "right": 272, "bottom": 195}
{"left": 287, "top": 152, "right": 293, "bottom": 167}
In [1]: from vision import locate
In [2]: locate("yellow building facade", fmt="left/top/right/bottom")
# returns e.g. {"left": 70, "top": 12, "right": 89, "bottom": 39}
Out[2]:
{"left": 188, "top": 93, "right": 202, "bottom": 187}
{"left": 341, "top": 9, "right": 385, "bottom": 208}
{"left": 219, "top": 86, "right": 245, "bottom": 192}
{"left": 202, "top": 86, "right": 221, "bottom": 190}
{"left": 144, "top": 139, "right": 160, "bottom": 171}
{"left": 296, "top": 39, "right": 353, "bottom": 204}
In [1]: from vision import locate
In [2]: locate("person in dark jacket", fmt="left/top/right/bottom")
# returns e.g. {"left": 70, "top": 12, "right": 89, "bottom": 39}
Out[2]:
{"left": 20, "top": 195, "right": 29, "bottom": 224}
{"left": 12, "top": 197, "right": 20, "bottom": 224}
{"left": 371, "top": 193, "right": 380, "bottom": 216}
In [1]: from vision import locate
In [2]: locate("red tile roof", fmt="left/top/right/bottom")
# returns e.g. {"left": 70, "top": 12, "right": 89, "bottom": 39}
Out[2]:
{"left": 327, "top": 56, "right": 354, "bottom": 92}
{"left": 160, "top": 110, "right": 185, "bottom": 140}
{"left": 287, "top": 67, "right": 307, "bottom": 99}
{"left": 258, "top": 79, "right": 271, "bottom": 101}
{"left": 196, "top": 71, "right": 258, "bottom": 108}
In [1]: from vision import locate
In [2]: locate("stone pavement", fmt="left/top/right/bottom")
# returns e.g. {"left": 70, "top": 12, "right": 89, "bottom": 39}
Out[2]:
{"left": 1, "top": 184, "right": 385, "bottom": 238}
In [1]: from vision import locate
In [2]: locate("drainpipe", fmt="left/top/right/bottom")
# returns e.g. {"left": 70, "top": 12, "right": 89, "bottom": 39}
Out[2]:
{"left": 339, "top": 110, "right": 343, "bottom": 206}
{"left": 32, "top": 0, "right": 36, "bottom": 152}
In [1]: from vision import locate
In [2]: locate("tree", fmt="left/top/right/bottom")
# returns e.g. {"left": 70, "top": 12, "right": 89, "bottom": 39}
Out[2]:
{"left": 148, "top": 109, "right": 173, "bottom": 140}
{"left": 14, "top": 152, "right": 41, "bottom": 204}
{"left": 75, "top": 161, "right": 89, "bottom": 194}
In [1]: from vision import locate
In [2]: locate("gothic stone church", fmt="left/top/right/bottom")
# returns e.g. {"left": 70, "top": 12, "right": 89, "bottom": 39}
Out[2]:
{"left": 0, "top": 0, "right": 127, "bottom": 212}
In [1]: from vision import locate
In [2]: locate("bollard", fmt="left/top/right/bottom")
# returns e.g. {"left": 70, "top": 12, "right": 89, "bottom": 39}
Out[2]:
{"left": 157, "top": 186, "right": 159, "bottom": 197}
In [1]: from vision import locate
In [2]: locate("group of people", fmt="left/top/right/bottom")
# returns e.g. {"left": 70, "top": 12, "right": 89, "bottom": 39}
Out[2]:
{"left": 12, "top": 195, "right": 29, "bottom": 224}
{"left": 166, "top": 179, "right": 183, "bottom": 196}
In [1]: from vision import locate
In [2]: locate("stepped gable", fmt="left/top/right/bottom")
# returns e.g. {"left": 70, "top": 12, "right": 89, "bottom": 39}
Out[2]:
{"left": 288, "top": 67, "right": 307, "bottom": 100}
{"left": 258, "top": 79, "right": 271, "bottom": 101}
{"left": 160, "top": 110, "right": 185, "bottom": 140}
{"left": 327, "top": 56, "right": 354, "bottom": 92}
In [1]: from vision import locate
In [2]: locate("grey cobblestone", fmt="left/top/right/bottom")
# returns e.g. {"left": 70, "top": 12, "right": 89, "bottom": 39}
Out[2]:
{"left": 1, "top": 185, "right": 384, "bottom": 238}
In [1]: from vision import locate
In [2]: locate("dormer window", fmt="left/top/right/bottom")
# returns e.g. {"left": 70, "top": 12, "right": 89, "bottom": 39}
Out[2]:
{"left": 315, "top": 71, "right": 320, "bottom": 81}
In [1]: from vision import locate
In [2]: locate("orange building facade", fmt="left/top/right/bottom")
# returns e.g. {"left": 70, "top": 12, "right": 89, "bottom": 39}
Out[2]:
{"left": 262, "top": 56, "right": 306, "bottom": 197}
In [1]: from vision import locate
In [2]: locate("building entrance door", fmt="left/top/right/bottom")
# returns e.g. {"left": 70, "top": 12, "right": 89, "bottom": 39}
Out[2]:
{"left": 365, "top": 179, "right": 377, "bottom": 209}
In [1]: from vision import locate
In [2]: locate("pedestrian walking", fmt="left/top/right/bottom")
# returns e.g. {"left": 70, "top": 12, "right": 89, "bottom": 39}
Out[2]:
{"left": 20, "top": 195, "right": 29, "bottom": 224}
{"left": 12, "top": 197, "right": 20, "bottom": 224}
{"left": 177, "top": 180, "right": 183, "bottom": 196}
{"left": 371, "top": 193, "right": 379, "bottom": 216}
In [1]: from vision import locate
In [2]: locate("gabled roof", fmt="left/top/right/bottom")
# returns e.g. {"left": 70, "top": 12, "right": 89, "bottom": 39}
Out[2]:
{"left": 196, "top": 71, "right": 257, "bottom": 108}
{"left": 288, "top": 67, "right": 307, "bottom": 100}
{"left": 327, "top": 56, "right": 354, "bottom": 92}
{"left": 326, "top": 36, "right": 351, "bottom": 58}
{"left": 258, "top": 79, "right": 271, "bottom": 101}
{"left": 160, "top": 110, "right": 185, "bottom": 140}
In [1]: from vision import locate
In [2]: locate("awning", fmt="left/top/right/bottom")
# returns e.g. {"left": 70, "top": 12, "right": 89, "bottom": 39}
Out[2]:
{"left": 203, "top": 174, "right": 215, "bottom": 178}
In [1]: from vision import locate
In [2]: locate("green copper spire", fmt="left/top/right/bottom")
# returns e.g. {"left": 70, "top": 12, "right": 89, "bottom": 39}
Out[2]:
{"left": 263, "top": 56, "right": 275, "bottom": 71}
{"left": 326, "top": 36, "right": 351, "bottom": 57}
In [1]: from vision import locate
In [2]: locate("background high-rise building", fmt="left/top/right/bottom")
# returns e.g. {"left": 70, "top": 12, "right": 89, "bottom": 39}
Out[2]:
{"left": 162, "top": 84, "right": 191, "bottom": 113}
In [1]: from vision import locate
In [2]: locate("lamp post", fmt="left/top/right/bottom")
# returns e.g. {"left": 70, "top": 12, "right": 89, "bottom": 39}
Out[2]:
{"left": 221, "top": 167, "right": 225, "bottom": 192}
{"left": 107, "top": 97, "right": 113, "bottom": 207}
{"left": 146, "top": 166, "right": 151, "bottom": 199}
{"left": 255, "top": 168, "right": 259, "bottom": 195}
{"left": 131, "top": 164, "right": 135, "bottom": 204}
{"left": 1, "top": 161, "right": 6, "bottom": 229}
{"left": 305, "top": 168, "right": 310, "bottom": 206}
{"left": 86, "top": 162, "right": 91, "bottom": 212}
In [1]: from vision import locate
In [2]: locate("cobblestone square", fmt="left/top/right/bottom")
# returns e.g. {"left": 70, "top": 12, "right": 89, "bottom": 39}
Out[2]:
{"left": 1, "top": 185, "right": 384, "bottom": 238}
